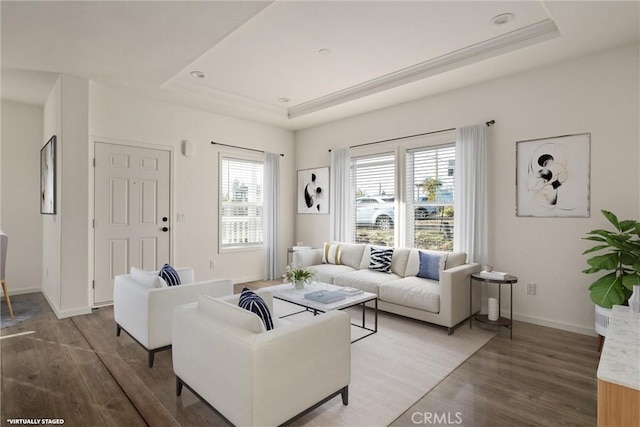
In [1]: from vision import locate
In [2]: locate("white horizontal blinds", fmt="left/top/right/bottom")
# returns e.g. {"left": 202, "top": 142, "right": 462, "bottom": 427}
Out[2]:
{"left": 220, "top": 156, "right": 264, "bottom": 249}
{"left": 405, "top": 143, "right": 455, "bottom": 250}
{"left": 351, "top": 152, "right": 396, "bottom": 247}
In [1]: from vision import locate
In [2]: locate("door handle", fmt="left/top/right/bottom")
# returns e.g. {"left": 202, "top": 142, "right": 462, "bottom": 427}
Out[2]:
{"left": 162, "top": 227, "right": 169, "bottom": 232}
{"left": 162, "top": 216, "right": 168, "bottom": 222}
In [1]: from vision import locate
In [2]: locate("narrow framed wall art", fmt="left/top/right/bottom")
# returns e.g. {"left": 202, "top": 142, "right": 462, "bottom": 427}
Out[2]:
{"left": 297, "top": 166, "right": 329, "bottom": 214}
{"left": 516, "top": 133, "right": 590, "bottom": 217}
{"left": 40, "top": 135, "right": 57, "bottom": 215}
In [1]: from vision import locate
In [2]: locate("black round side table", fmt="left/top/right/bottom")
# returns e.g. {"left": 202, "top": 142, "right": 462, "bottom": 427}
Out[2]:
{"left": 469, "top": 272, "right": 518, "bottom": 339}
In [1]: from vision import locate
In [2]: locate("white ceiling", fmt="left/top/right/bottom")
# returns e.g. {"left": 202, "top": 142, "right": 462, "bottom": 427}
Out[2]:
{"left": 1, "top": 1, "right": 638, "bottom": 131}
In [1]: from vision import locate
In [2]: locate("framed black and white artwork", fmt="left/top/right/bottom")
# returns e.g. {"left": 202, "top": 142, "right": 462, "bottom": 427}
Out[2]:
{"left": 297, "top": 167, "right": 329, "bottom": 214}
{"left": 516, "top": 133, "right": 590, "bottom": 217}
{"left": 40, "top": 135, "right": 57, "bottom": 215}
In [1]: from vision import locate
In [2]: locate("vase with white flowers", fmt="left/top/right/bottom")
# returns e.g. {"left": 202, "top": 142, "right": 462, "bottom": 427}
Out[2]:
{"left": 283, "top": 264, "right": 316, "bottom": 290}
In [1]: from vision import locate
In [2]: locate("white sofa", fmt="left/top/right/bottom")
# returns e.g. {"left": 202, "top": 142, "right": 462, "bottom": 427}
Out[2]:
{"left": 293, "top": 243, "right": 481, "bottom": 334}
{"left": 114, "top": 267, "right": 233, "bottom": 367}
{"left": 172, "top": 289, "right": 351, "bottom": 426}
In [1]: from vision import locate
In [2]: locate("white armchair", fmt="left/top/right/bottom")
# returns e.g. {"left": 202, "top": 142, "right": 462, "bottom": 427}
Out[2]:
{"left": 172, "top": 290, "right": 351, "bottom": 426}
{"left": 114, "top": 267, "right": 233, "bottom": 367}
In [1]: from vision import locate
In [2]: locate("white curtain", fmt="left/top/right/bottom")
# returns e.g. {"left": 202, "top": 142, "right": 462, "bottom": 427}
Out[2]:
{"left": 263, "top": 152, "right": 280, "bottom": 280}
{"left": 454, "top": 124, "right": 488, "bottom": 265}
{"left": 330, "top": 148, "right": 351, "bottom": 242}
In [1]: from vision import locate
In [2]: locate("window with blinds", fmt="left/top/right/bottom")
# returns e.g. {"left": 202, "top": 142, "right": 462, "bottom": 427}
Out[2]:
{"left": 405, "top": 144, "right": 455, "bottom": 251}
{"left": 351, "top": 153, "right": 396, "bottom": 247}
{"left": 220, "top": 156, "right": 264, "bottom": 250}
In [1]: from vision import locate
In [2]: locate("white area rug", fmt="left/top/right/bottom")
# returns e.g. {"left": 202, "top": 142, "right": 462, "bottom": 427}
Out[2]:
{"left": 273, "top": 299, "right": 495, "bottom": 427}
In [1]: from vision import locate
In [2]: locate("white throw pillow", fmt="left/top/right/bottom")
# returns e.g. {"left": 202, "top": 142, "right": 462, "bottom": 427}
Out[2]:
{"left": 130, "top": 267, "right": 165, "bottom": 288}
{"left": 198, "top": 294, "right": 265, "bottom": 333}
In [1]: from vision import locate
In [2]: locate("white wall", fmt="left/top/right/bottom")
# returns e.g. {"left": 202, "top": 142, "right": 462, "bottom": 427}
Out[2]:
{"left": 41, "top": 75, "right": 91, "bottom": 318}
{"left": 89, "top": 82, "right": 296, "bottom": 284}
{"left": 294, "top": 43, "right": 640, "bottom": 335}
{"left": 59, "top": 75, "right": 90, "bottom": 314}
{"left": 0, "top": 100, "right": 43, "bottom": 294}
{"left": 42, "top": 77, "right": 62, "bottom": 309}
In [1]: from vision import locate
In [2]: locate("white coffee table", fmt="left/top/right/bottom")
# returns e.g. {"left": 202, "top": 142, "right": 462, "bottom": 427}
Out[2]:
{"left": 269, "top": 281, "right": 378, "bottom": 343}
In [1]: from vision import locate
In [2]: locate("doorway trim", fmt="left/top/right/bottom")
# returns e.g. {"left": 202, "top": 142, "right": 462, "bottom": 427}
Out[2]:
{"left": 89, "top": 135, "right": 175, "bottom": 307}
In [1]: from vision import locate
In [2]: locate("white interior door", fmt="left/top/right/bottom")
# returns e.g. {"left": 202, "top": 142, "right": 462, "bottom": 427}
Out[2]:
{"left": 94, "top": 142, "right": 171, "bottom": 305}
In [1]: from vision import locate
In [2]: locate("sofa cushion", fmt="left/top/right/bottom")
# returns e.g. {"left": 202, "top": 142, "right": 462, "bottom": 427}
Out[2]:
{"left": 310, "top": 264, "right": 356, "bottom": 284}
{"left": 359, "top": 245, "right": 410, "bottom": 276}
{"left": 322, "top": 242, "right": 342, "bottom": 265}
{"left": 417, "top": 251, "right": 445, "bottom": 281}
{"left": 130, "top": 267, "right": 165, "bottom": 288}
{"left": 159, "top": 263, "right": 181, "bottom": 287}
{"left": 379, "top": 277, "right": 440, "bottom": 313}
{"left": 198, "top": 294, "right": 265, "bottom": 333}
{"left": 369, "top": 246, "right": 394, "bottom": 273}
{"left": 338, "top": 243, "right": 366, "bottom": 269}
{"left": 238, "top": 287, "right": 274, "bottom": 331}
{"left": 333, "top": 269, "right": 401, "bottom": 294}
{"left": 405, "top": 249, "right": 467, "bottom": 277}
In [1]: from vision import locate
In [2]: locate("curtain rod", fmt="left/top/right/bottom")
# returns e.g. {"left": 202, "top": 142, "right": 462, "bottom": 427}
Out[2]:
{"left": 211, "top": 141, "right": 284, "bottom": 157}
{"left": 329, "top": 120, "right": 495, "bottom": 152}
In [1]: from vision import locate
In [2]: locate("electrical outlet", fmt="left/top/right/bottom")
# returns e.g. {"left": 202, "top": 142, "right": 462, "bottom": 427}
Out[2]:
{"left": 526, "top": 282, "right": 536, "bottom": 295}
{"left": 210, "top": 260, "right": 216, "bottom": 269}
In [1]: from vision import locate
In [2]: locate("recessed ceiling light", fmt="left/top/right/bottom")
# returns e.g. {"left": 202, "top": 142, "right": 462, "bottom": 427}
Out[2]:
{"left": 190, "top": 71, "right": 205, "bottom": 78}
{"left": 492, "top": 13, "right": 515, "bottom": 25}
{"left": 278, "top": 98, "right": 290, "bottom": 103}
{"left": 318, "top": 48, "right": 331, "bottom": 56}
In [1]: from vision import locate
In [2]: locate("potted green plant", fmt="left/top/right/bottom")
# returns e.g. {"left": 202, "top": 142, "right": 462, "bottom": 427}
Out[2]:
{"left": 283, "top": 264, "right": 316, "bottom": 290}
{"left": 582, "top": 210, "right": 640, "bottom": 336}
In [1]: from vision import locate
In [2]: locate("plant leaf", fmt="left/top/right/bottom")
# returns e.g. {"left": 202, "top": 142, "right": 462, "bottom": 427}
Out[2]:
{"left": 582, "top": 267, "right": 601, "bottom": 274}
{"left": 589, "top": 273, "right": 625, "bottom": 308}
{"left": 619, "top": 220, "right": 637, "bottom": 233}
{"left": 586, "top": 229, "right": 613, "bottom": 238}
{"left": 582, "top": 236, "right": 606, "bottom": 242}
{"left": 582, "top": 245, "right": 610, "bottom": 255}
{"left": 601, "top": 210, "right": 620, "bottom": 230}
{"left": 586, "top": 253, "right": 619, "bottom": 270}
{"left": 621, "top": 273, "right": 640, "bottom": 290}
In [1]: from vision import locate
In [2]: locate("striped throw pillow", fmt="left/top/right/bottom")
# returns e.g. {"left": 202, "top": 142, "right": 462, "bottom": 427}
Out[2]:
{"left": 238, "top": 287, "right": 274, "bottom": 331}
{"left": 322, "top": 242, "right": 342, "bottom": 265}
{"left": 369, "top": 246, "right": 394, "bottom": 273}
{"left": 158, "top": 264, "right": 181, "bottom": 287}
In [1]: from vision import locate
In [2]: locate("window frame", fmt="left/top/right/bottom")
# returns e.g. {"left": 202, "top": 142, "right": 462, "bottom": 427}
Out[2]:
{"left": 218, "top": 152, "right": 265, "bottom": 253}
{"left": 348, "top": 131, "right": 456, "bottom": 250}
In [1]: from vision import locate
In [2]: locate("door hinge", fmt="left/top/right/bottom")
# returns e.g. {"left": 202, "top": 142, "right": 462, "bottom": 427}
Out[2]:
{"left": 92, "top": 219, "right": 95, "bottom": 228}
{"left": 92, "top": 280, "right": 95, "bottom": 289}
{"left": 93, "top": 158, "right": 96, "bottom": 167}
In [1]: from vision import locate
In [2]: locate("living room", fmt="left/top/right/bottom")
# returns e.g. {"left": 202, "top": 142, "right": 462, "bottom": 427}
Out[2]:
{"left": 1, "top": 1, "right": 639, "bottom": 426}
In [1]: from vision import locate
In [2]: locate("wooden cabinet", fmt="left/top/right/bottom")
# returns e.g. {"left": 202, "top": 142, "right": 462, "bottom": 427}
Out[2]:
{"left": 596, "top": 306, "right": 640, "bottom": 426}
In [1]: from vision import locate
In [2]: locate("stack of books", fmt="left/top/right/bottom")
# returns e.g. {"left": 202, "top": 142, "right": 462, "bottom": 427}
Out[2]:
{"left": 479, "top": 270, "right": 508, "bottom": 280}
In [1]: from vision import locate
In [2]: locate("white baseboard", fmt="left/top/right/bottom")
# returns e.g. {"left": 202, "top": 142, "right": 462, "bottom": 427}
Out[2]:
{"left": 511, "top": 312, "right": 596, "bottom": 337}
{"left": 41, "top": 290, "right": 92, "bottom": 319}
{"left": 1, "top": 287, "right": 42, "bottom": 298}
{"left": 233, "top": 275, "right": 265, "bottom": 285}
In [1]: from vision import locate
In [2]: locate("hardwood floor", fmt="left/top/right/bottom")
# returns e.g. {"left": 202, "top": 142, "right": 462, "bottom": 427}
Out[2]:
{"left": 1, "top": 291, "right": 599, "bottom": 426}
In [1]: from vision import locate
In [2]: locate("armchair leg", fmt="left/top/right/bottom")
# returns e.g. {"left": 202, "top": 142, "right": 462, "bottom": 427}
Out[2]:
{"left": 116, "top": 324, "right": 121, "bottom": 336}
{"left": 341, "top": 386, "right": 349, "bottom": 405}
{"left": 447, "top": 327, "right": 454, "bottom": 335}
{"left": 176, "top": 377, "right": 183, "bottom": 396}
{"left": 148, "top": 351, "right": 155, "bottom": 368}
